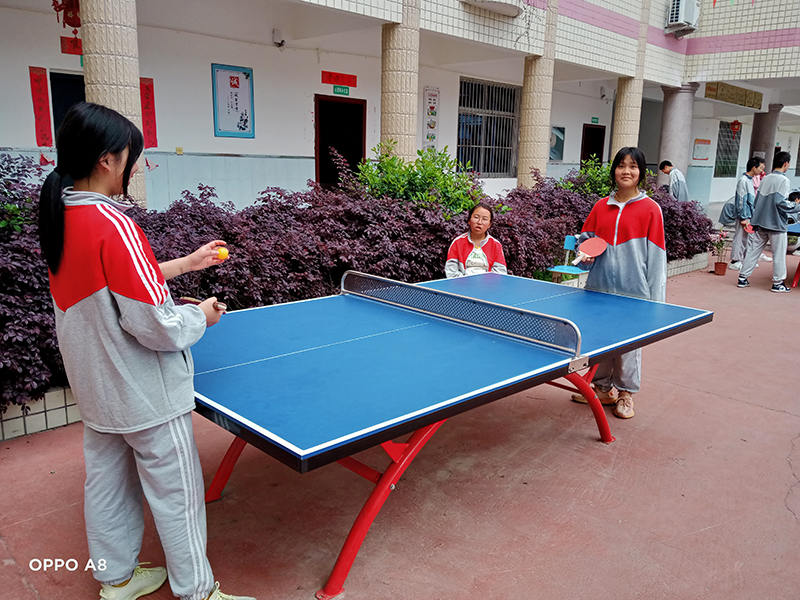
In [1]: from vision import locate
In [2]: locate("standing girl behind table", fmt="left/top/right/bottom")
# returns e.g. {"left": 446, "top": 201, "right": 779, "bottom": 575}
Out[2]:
{"left": 571, "top": 147, "right": 666, "bottom": 420}
{"left": 445, "top": 203, "right": 508, "bottom": 278}
{"left": 39, "top": 102, "right": 255, "bottom": 600}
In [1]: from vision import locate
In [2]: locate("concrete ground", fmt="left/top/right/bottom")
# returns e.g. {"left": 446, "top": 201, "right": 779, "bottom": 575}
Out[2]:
{"left": 1, "top": 255, "right": 799, "bottom": 600}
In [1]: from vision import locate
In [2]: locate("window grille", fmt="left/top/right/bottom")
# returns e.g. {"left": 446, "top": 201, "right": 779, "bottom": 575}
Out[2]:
{"left": 457, "top": 78, "right": 520, "bottom": 178}
{"left": 714, "top": 121, "right": 740, "bottom": 178}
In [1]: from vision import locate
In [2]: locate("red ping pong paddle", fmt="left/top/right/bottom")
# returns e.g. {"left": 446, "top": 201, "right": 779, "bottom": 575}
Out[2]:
{"left": 571, "top": 237, "right": 608, "bottom": 265}
{"left": 744, "top": 224, "right": 754, "bottom": 234}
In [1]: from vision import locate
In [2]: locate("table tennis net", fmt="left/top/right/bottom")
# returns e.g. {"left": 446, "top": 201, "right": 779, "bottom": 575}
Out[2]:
{"left": 342, "top": 271, "right": 581, "bottom": 357}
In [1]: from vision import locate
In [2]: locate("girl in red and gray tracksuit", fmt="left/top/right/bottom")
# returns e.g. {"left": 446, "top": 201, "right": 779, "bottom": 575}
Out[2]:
{"left": 445, "top": 203, "right": 508, "bottom": 278}
{"left": 39, "top": 102, "right": 254, "bottom": 600}
{"left": 573, "top": 147, "right": 666, "bottom": 420}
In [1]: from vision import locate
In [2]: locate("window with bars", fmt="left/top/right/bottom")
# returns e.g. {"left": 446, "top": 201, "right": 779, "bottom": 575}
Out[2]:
{"left": 457, "top": 78, "right": 520, "bottom": 178}
{"left": 714, "top": 121, "right": 740, "bottom": 178}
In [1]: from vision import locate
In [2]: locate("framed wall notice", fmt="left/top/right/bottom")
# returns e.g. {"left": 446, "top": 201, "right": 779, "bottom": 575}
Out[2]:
{"left": 423, "top": 87, "right": 439, "bottom": 151}
{"left": 693, "top": 138, "right": 711, "bottom": 160}
{"left": 212, "top": 64, "right": 254, "bottom": 138}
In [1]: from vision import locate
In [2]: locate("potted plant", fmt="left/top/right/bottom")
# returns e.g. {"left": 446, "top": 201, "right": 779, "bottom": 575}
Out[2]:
{"left": 710, "top": 231, "right": 728, "bottom": 275}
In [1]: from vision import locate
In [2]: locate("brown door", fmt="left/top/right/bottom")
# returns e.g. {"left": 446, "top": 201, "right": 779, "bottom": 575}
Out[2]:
{"left": 315, "top": 95, "right": 366, "bottom": 188}
{"left": 580, "top": 124, "right": 606, "bottom": 164}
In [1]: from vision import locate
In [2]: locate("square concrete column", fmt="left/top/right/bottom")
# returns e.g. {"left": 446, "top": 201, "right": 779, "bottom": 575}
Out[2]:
{"left": 517, "top": 0, "right": 558, "bottom": 187}
{"left": 81, "top": 0, "right": 146, "bottom": 205}
{"left": 612, "top": 76, "right": 645, "bottom": 154}
{"left": 656, "top": 83, "right": 700, "bottom": 187}
{"left": 381, "top": 0, "right": 420, "bottom": 163}
{"left": 749, "top": 103, "right": 783, "bottom": 168}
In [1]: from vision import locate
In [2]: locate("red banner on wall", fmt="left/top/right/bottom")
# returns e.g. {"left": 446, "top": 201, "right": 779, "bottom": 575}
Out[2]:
{"left": 140, "top": 77, "right": 157, "bottom": 149}
{"left": 29, "top": 67, "right": 53, "bottom": 147}
{"left": 60, "top": 36, "right": 83, "bottom": 55}
{"left": 321, "top": 71, "right": 357, "bottom": 87}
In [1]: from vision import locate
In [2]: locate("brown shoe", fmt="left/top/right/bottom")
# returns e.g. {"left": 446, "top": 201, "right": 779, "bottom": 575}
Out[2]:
{"left": 613, "top": 391, "right": 635, "bottom": 419}
{"left": 571, "top": 385, "right": 617, "bottom": 406}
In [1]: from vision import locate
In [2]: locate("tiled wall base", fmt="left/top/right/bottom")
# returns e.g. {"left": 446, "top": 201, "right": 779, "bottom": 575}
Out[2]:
{"left": 0, "top": 387, "right": 81, "bottom": 441}
{"left": 667, "top": 252, "right": 710, "bottom": 278}
{"left": 561, "top": 252, "right": 709, "bottom": 288}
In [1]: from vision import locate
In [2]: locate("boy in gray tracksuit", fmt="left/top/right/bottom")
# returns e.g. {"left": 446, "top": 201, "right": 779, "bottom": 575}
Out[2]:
{"left": 737, "top": 152, "right": 800, "bottom": 292}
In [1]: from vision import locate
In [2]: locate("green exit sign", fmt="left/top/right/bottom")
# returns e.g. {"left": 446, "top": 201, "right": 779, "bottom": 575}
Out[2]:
{"left": 591, "top": 117, "right": 599, "bottom": 124}
{"left": 333, "top": 85, "right": 349, "bottom": 96}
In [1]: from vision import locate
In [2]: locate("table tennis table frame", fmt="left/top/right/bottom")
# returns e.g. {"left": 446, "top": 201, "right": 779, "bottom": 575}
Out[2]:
{"left": 200, "top": 365, "right": 610, "bottom": 600}
{"left": 196, "top": 272, "right": 712, "bottom": 599}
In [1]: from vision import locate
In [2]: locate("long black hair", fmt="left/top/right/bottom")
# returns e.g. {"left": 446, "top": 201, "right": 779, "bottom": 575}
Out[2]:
{"left": 39, "top": 102, "right": 144, "bottom": 273}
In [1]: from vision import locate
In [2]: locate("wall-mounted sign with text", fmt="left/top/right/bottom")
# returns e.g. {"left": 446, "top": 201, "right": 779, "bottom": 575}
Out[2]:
{"left": 212, "top": 63, "right": 254, "bottom": 138}
{"left": 322, "top": 71, "right": 357, "bottom": 87}
{"left": 423, "top": 87, "right": 440, "bottom": 151}
{"left": 693, "top": 138, "right": 711, "bottom": 160}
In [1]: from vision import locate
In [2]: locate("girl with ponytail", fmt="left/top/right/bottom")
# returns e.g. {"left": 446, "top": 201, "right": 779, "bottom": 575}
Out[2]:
{"left": 39, "top": 102, "right": 255, "bottom": 600}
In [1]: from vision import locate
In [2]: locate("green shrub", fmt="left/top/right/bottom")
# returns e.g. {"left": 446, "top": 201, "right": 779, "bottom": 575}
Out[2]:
{"left": 557, "top": 155, "right": 613, "bottom": 198}
{"left": 355, "top": 141, "right": 486, "bottom": 216}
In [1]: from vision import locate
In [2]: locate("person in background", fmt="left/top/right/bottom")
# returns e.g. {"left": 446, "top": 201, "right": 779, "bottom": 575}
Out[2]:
{"left": 736, "top": 151, "right": 800, "bottom": 293}
{"left": 659, "top": 160, "right": 690, "bottom": 202}
{"left": 445, "top": 203, "right": 508, "bottom": 278}
{"left": 38, "top": 102, "right": 255, "bottom": 600}
{"left": 730, "top": 156, "right": 766, "bottom": 270}
{"left": 573, "top": 147, "right": 667, "bottom": 419}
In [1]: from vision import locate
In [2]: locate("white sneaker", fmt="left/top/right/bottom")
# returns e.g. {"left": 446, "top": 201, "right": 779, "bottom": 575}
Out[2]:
{"left": 99, "top": 565, "right": 167, "bottom": 600}
{"left": 729, "top": 261, "right": 742, "bottom": 270}
{"left": 205, "top": 582, "right": 257, "bottom": 600}
{"left": 760, "top": 253, "right": 772, "bottom": 262}
{"left": 793, "top": 249, "right": 800, "bottom": 256}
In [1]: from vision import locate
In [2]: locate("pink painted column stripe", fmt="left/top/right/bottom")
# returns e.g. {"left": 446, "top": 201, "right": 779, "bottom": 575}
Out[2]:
{"left": 558, "top": 0, "right": 640, "bottom": 39}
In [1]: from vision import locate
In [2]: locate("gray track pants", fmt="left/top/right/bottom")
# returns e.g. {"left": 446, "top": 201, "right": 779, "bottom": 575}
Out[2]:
{"left": 592, "top": 348, "right": 642, "bottom": 394}
{"left": 83, "top": 413, "right": 215, "bottom": 600}
{"left": 739, "top": 229, "right": 788, "bottom": 283}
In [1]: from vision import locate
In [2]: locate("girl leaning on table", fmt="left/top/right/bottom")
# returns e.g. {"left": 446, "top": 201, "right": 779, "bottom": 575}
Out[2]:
{"left": 38, "top": 102, "right": 255, "bottom": 600}
{"left": 445, "top": 202, "right": 508, "bottom": 278}
{"left": 571, "top": 146, "right": 667, "bottom": 420}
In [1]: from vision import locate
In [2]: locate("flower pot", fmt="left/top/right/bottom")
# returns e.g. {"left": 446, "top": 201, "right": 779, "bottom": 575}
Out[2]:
{"left": 714, "top": 261, "right": 727, "bottom": 276}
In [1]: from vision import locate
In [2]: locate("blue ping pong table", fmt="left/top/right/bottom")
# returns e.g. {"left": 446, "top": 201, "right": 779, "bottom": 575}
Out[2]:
{"left": 191, "top": 271, "right": 712, "bottom": 599}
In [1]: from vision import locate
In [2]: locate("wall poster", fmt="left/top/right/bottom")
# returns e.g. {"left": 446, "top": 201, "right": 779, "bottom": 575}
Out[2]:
{"left": 693, "top": 138, "right": 711, "bottom": 160}
{"left": 423, "top": 87, "right": 439, "bottom": 151}
{"left": 212, "top": 64, "right": 254, "bottom": 138}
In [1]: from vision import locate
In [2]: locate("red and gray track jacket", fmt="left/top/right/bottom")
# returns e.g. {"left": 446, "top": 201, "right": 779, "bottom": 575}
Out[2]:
{"left": 578, "top": 192, "right": 667, "bottom": 302}
{"left": 48, "top": 190, "right": 206, "bottom": 433}
{"left": 445, "top": 232, "right": 508, "bottom": 278}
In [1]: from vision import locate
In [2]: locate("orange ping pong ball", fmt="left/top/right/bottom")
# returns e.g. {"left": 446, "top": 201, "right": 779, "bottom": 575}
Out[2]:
{"left": 217, "top": 247, "right": 229, "bottom": 260}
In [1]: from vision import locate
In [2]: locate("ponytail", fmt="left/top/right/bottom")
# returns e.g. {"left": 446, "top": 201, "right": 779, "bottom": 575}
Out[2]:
{"left": 37, "top": 101, "right": 144, "bottom": 274}
{"left": 39, "top": 168, "right": 66, "bottom": 273}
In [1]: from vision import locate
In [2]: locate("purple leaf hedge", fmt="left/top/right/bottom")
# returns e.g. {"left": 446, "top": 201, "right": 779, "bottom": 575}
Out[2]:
{"left": 0, "top": 154, "right": 712, "bottom": 411}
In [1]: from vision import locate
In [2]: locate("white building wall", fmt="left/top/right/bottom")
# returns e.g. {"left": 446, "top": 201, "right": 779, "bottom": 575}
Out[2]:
{"left": 0, "top": 8, "right": 82, "bottom": 148}
{"left": 421, "top": 0, "right": 544, "bottom": 55}
{"left": 555, "top": 16, "right": 637, "bottom": 77}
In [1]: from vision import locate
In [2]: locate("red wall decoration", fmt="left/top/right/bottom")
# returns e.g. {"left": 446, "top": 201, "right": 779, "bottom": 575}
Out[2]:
{"left": 321, "top": 71, "right": 357, "bottom": 87}
{"left": 60, "top": 36, "right": 82, "bottom": 55}
{"left": 29, "top": 67, "right": 53, "bottom": 147}
{"left": 140, "top": 77, "right": 158, "bottom": 148}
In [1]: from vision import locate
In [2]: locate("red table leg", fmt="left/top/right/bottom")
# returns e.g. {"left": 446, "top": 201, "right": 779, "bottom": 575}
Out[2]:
{"left": 315, "top": 420, "right": 446, "bottom": 600}
{"left": 205, "top": 436, "right": 247, "bottom": 502}
{"left": 792, "top": 260, "right": 800, "bottom": 288}
{"left": 546, "top": 366, "right": 615, "bottom": 444}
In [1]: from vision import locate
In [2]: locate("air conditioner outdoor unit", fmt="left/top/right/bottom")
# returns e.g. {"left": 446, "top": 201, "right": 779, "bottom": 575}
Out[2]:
{"left": 665, "top": 0, "right": 700, "bottom": 37}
